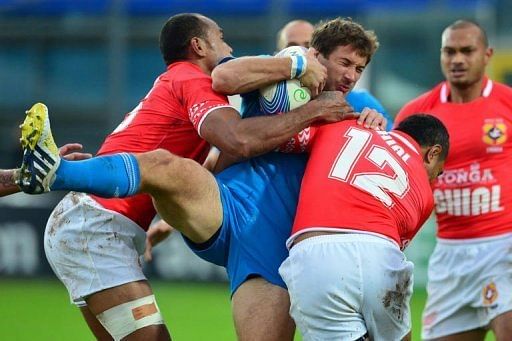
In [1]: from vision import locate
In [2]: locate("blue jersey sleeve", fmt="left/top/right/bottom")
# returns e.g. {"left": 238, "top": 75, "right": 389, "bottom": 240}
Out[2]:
{"left": 217, "top": 56, "right": 236, "bottom": 65}
{"left": 240, "top": 91, "right": 262, "bottom": 118}
{"left": 346, "top": 90, "right": 393, "bottom": 131}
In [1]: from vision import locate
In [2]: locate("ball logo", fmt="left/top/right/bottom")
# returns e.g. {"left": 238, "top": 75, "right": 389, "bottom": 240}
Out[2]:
{"left": 293, "top": 88, "right": 308, "bottom": 103}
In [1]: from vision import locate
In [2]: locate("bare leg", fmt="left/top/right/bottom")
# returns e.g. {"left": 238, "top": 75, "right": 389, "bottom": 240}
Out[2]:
{"left": 430, "top": 329, "right": 486, "bottom": 341}
{"left": 490, "top": 310, "right": 512, "bottom": 341}
{"left": 80, "top": 306, "right": 113, "bottom": 340}
{"left": 401, "top": 331, "right": 411, "bottom": 341}
{"left": 85, "top": 280, "right": 171, "bottom": 340}
{"left": 136, "top": 149, "right": 223, "bottom": 244}
{"left": 137, "top": 150, "right": 298, "bottom": 340}
{"left": 232, "top": 277, "right": 295, "bottom": 341}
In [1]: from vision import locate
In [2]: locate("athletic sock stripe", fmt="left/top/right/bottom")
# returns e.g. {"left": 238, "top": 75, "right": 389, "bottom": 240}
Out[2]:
{"left": 123, "top": 153, "right": 134, "bottom": 195}
{"left": 120, "top": 153, "right": 138, "bottom": 196}
{"left": 128, "top": 154, "right": 139, "bottom": 196}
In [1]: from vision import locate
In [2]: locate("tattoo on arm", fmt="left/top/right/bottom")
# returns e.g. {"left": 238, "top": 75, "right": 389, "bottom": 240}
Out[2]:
{"left": 0, "top": 170, "right": 15, "bottom": 186}
{"left": 0, "top": 169, "right": 19, "bottom": 196}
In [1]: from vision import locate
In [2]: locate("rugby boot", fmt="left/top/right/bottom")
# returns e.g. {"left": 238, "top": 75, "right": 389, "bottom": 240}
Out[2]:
{"left": 17, "top": 103, "right": 60, "bottom": 194}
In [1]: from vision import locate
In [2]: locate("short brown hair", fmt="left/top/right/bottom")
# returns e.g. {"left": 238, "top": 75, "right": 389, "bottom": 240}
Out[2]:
{"left": 311, "top": 18, "right": 379, "bottom": 64}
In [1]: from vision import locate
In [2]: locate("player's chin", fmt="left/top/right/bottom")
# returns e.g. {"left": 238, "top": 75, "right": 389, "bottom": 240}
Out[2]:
{"left": 447, "top": 76, "right": 469, "bottom": 86}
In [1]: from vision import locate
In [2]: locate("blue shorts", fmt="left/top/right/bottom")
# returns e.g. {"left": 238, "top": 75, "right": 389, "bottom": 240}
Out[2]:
{"left": 184, "top": 152, "right": 307, "bottom": 294}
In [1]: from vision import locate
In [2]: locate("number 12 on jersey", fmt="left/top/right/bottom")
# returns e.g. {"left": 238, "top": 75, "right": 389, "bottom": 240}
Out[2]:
{"left": 328, "top": 127, "right": 410, "bottom": 208}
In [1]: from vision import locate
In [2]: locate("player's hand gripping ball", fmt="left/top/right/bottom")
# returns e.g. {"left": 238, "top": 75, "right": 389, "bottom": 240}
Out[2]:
{"left": 259, "top": 46, "right": 312, "bottom": 114}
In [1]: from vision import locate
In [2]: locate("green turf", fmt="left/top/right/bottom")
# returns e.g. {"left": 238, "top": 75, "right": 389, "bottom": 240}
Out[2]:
{"left": 0, "top": 279, "right": 496, "bottom": 340}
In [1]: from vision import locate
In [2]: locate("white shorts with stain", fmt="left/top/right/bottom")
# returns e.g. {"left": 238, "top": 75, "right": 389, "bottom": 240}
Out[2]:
{"left": 44, "top": 192, "right": 147, "bottom": 306}
{"left": 279, "top": 232, "right": 413, "bottom": 341}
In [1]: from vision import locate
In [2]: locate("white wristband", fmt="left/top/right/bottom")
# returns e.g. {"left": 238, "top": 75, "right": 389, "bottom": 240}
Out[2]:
{"left": 290, "top": 55, "right": 308, "bottom": 79}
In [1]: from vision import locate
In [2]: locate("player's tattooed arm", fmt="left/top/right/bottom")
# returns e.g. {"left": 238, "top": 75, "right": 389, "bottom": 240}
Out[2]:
{"left": 0, "top": 169, "right": 19, "bottom": 197}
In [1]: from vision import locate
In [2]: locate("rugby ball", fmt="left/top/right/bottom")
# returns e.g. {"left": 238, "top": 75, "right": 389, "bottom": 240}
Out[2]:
{"left": 259, "top": 46, "right": 311, "bottom": 114}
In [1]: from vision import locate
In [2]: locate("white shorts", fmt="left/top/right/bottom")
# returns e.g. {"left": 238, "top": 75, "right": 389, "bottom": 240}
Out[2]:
{"left": 422, "top": 233, "right": 512, "bottom": 339}
{"left": 279, "top": 233, "right": 413, "bottom": 341}
{"left": 44, "top": 192, "right": 147, "bottom": 306}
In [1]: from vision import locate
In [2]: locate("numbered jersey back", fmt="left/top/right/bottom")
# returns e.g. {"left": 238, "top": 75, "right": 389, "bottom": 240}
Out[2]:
{"left": 292, "top": 120, "right": 434, "bottom": 249}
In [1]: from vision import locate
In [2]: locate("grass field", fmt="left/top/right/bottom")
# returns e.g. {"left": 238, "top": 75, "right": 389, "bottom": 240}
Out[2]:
{"left": 0, "top": 279, "right": 496, "bottom": 340}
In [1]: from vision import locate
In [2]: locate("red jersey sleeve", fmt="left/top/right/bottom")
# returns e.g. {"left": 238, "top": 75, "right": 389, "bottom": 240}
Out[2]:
{"left": 177, "top": 76, "right": 234, "bottom": 136}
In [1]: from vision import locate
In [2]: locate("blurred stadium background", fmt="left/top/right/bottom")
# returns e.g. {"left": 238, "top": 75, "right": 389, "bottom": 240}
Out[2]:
{"left": 1, "top": 0, "right": 511, "bottom": 339}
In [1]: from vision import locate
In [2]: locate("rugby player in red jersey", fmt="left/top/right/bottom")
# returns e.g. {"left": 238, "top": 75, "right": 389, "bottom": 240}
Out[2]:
{"left": 395, "top": 20, "right": 512, "bottom": 340}
{"left": 279, "top": 114, "right": 449, "bottom": 340}
{"left": 16, "top": 12, "right": 354, "bottom": 341}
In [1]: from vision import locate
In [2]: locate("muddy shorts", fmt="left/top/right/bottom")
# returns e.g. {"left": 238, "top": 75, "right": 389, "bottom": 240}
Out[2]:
{"left": 44, "top": 192, "right": 146, "bottom": 306}
{"left": 279, "top": 233, "right": 413, "bottom": 340}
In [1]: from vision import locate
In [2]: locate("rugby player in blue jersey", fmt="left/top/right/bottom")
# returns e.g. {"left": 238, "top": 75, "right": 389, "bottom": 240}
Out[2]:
{"left": 275, "top": 19, "right": 392, "bottom": 129}
{"left": 199, "top": 18, "right": 391, "bottom": 340}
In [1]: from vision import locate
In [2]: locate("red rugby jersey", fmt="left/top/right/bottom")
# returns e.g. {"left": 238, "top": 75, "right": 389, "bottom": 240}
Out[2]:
{"left": 291, "top": 121, "right": 434, "bottom": 249}
{"left": 92, "top": 62, "right": 234, "bottom": 230}
{"left": 396, "top": 78, "right": 512, "bottom": 239}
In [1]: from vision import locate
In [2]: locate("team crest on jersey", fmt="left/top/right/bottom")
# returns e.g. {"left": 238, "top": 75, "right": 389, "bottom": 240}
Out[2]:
{"left": 482, "top": 119, "right": 507, "bottom": 153}
{"left": 482, "top": 281, "right": 498, "bottom": 306}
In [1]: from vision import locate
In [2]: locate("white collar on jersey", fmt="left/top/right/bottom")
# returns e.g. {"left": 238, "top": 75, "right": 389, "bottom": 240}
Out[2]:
{"left": 440, "top": 78, "right": 493, "bottom": 103}
{"left": 389, "top": 131, "right": 420, "bottom": 155}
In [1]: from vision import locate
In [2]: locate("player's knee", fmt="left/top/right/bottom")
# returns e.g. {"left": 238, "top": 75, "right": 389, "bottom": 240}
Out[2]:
{"left": 140, "top": 149, "right": 176, "bottom": 169}
{"left": 96, "top": 294, "right": 165, "bottom": 341}
{"left": 146, "top": 149, "right": 193, "bottom": 175}
{"left": 138, "top": 149, "right": 178, "bottom": 186}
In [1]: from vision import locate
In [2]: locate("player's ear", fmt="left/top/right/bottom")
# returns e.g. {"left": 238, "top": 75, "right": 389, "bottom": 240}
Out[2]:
{"left": 307, "top": 47, "right": 320, "bottom": 58}
{"left": 425, "top": 144, "right": 443, "bottom": 165}
{"left": 484, "top": 47, "right": 494, "bottom": 65}
{"left": 190, "top": 37, "right": 208, "bottom": 57}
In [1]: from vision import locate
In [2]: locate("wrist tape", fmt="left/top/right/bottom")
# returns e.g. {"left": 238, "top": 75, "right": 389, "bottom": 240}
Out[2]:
{"left": 290, "top": 55, "right": 307, "bottom": 79}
